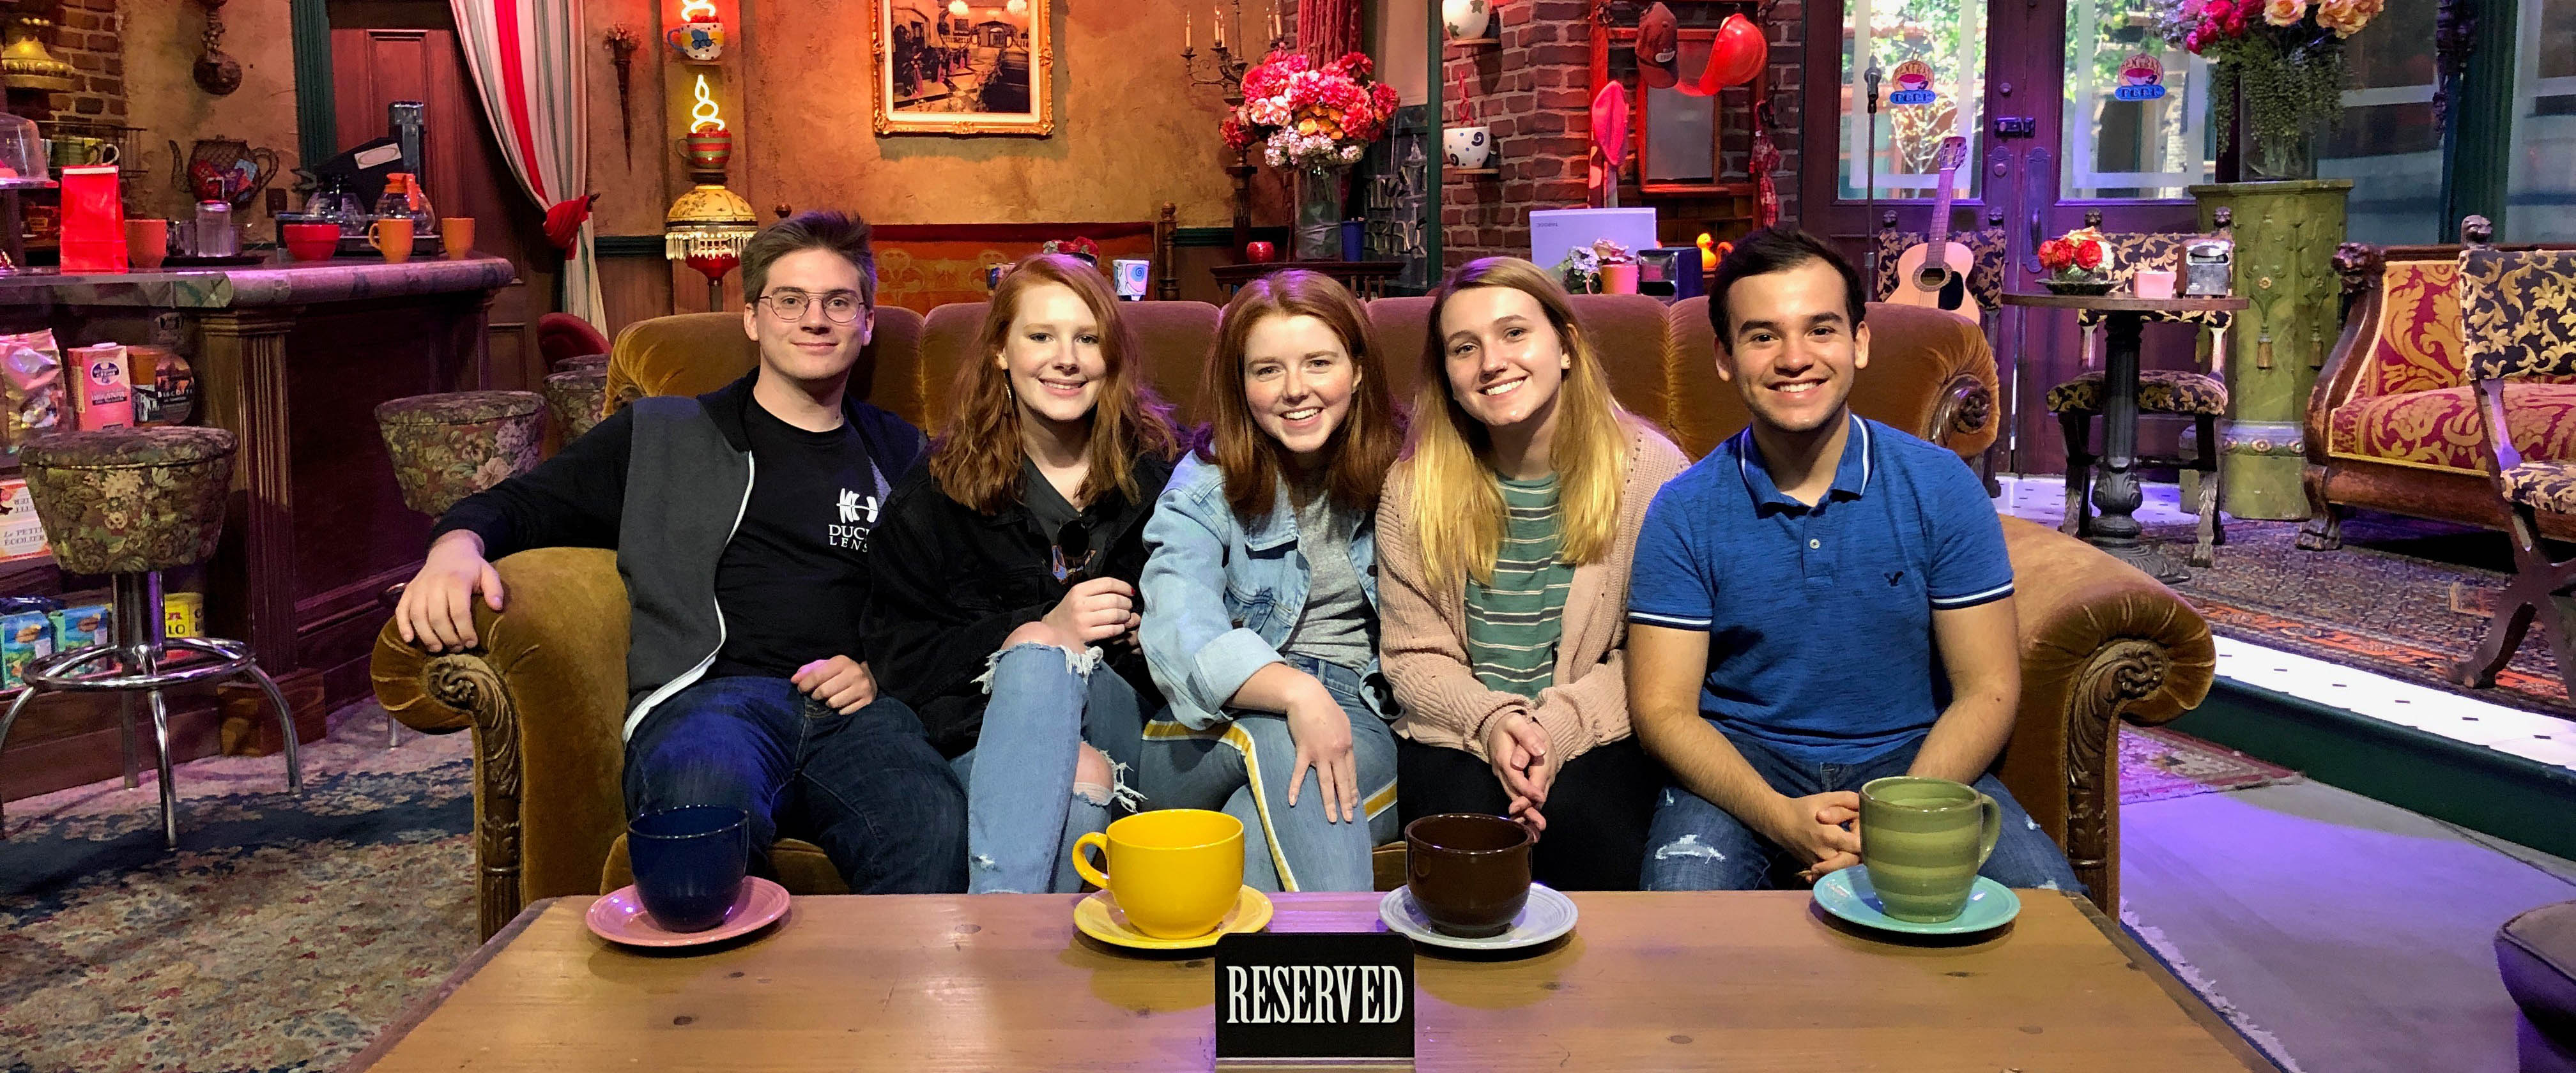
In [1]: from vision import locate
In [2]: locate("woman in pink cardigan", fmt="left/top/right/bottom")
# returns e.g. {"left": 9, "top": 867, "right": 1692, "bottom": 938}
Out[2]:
{"left": 1377, "top": 257, "right": 1687, "bottom": 890}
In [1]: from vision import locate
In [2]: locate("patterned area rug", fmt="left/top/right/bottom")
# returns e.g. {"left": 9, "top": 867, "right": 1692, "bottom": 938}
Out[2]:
{"left": 2119, "top": 724, "right": 2301, "bottom": 805}
{"left": 2128, "top": 510, "right": 2575, "bottom": 716}
{"left": 0, "top": 704, "right": 474, "bottom": 1073}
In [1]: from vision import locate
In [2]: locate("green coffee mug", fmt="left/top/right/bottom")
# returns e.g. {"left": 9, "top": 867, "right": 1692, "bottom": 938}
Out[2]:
{"left": 1858, "top": 776, "right": 2001, "bottom": 924}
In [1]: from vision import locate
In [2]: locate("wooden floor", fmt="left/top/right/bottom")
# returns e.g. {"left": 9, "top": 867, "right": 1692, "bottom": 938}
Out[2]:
{"left": 2122, "top": 779, "right": 2576, "bottom": 1073}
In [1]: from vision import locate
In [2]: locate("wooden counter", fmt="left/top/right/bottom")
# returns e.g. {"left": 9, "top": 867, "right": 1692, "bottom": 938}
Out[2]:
{"left": 0, "top": 255, "right": 515, "bottom": 802}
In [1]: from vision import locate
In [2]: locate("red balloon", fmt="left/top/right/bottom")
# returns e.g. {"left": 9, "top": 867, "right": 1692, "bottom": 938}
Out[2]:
{"left": 1709, "top": 13, "right": 1767, "bottom": 89}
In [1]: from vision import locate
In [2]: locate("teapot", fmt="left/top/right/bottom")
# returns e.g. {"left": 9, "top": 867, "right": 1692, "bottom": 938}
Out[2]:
{"left": 168, "top": 136, "right": 279, "bottom": 211}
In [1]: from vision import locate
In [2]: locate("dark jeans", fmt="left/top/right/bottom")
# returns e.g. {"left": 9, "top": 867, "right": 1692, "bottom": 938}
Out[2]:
{"left": 1396, "top": 735, "right": 1662, "bottom": 892}
{"left": 624, "top": 676, "right": 968, "bottom": 894}
{"left": 1639, "top": 728, "right": 2083, "bottom": 894}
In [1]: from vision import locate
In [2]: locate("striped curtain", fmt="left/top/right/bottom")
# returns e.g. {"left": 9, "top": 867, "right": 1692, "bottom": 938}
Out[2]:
{"left": 448, "top": 0, "right": 604, "bottom": 328}
{"left": 1296, "top": 0, "right": 1360, "bottom": 58}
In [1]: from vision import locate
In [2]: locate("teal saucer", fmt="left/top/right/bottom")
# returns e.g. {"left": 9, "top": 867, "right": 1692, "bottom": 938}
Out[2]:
{"left": 1812, "top": 867, "right": 2021, "bottom": 935}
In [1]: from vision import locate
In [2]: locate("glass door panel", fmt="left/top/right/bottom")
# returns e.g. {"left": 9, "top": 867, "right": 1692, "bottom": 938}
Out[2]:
{"left": 2506, "top": 0, "right": 2576, "bottom": 241}
{"left": 2320, "top": 1, "right": 2441, "bottom": 245}
{"left": 1841, "top": 0, "right": 1989, "bottom": 201}
{"left": 2060, "top": 0, "right": 2211, "bottom": 199}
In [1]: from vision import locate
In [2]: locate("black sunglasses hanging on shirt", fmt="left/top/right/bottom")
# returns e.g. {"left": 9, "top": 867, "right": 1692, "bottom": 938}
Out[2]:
{"left": 1050, "top": 519, "right": 1095, "bottom": 584}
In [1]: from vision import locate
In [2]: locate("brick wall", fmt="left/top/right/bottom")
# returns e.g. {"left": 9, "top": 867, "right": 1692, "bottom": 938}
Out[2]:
{"left": 1439, "top": 0, "right": 1804, "bottom": 266}
{"left": 46, "top": 0, "right": 125, "bottom": 122}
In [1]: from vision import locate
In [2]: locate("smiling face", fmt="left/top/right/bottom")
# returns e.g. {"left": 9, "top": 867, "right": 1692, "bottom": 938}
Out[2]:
{"left": 1716, "top": 259, "right": 1870, "bottom": 436}
{"left": 1241, "top": 312, "right": 1360, "bottom": 460}
{"left": 993, "top": 280, "right": 1107, "bottom": 430}
{"left": 742, "top": 247, "right": 875, "bottom": 384}
{"left": 1438, "top": 285, "right": 1568, "bottom": 437}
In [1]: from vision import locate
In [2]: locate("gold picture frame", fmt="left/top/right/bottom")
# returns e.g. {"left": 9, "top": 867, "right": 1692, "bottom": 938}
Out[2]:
{"left": 874, "top": 0, "right": 1054, "bottom": 136}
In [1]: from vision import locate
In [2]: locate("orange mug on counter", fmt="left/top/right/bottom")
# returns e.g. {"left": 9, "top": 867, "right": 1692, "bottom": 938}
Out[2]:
{"left": 440, "top": 217, "right": 475, "bottom": 259}
{"left": 367, "top": 218, "right": 416, "bottom": 264}
{"left": 125, "top": 218, "right": 166, "bottom": 270}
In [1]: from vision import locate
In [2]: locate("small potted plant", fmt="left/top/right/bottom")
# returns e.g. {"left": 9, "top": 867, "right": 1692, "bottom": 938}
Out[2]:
{"left": 1592, "top": 239, "right": 1639, "bottom": 294}
{"left": 2039, "top": 227, "right": 2115, "bottom": 295}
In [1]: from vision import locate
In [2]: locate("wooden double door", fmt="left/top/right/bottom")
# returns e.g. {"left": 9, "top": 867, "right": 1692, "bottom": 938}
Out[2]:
{"left": 1797, "top": 0, "right": 2214, "bottom": 476}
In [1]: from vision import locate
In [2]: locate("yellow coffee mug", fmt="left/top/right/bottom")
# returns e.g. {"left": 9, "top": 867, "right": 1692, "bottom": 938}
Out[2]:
{"left": 1070, "top": 809, "right": 1244, "bottom": 939}
{"left": 367, "top": 217, "right": 417, "bottom": 264}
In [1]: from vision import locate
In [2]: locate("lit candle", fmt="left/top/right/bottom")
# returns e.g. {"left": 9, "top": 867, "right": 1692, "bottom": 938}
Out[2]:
{"left": 1213, "top": 4, "right": 1223, "bottom": 47}
{"left": 1185, "top": 8, "right": 1192, "bottom": 49}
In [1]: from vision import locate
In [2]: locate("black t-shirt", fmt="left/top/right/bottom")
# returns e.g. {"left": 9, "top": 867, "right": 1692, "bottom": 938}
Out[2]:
{"left": 707, "top": 400, "right": 882, "bottom": 679}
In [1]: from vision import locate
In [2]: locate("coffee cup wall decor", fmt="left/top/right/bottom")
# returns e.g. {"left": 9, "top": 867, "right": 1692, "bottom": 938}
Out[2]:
{"left": 1443, "top": 126, "right": 1492, "bottom": 170}
{"left": 1442, "top": 0, "right": 1494, "bottom": 41}
{"left": 668, "top": 21, "right": 725, "bottom": 61}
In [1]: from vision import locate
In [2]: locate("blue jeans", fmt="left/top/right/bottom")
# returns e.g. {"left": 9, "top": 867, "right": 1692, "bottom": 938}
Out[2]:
{"left": 1136, "top": 654, "right": 1400, "bottom": 892}
{"left": 1641, "top": 727, "right": 2084, "bottom": 894}
{"left": 951, "top": 643, "right": 1153, "bottom": 894}
{"left": 623, "top": 676, "right": 967, "bottom": 894}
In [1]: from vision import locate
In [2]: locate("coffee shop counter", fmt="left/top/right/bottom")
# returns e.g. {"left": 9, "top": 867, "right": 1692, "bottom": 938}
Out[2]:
{"left": 0, "top": 254, "right": 515, "bottom": 802}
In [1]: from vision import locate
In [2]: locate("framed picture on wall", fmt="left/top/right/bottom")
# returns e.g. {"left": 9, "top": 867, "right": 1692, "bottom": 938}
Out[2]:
{"left": 875, "top": 0, "right": 1054, "bottom": 135}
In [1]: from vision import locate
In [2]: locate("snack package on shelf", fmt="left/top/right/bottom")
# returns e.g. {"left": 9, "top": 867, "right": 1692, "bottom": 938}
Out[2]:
{"left": 164, "top": 591, "right": 203, "bottom": 639}
{"left": 128, "top": 346, "right": 195, "bottom": 426}
{"left": 50, "top": 603, "right": 109, "bottom": 650}
{"left": 1, "top": 604, "right": 56, "bottom": 688}
{"left": 67, "top": 343, "right": 133, "bottom": 431}
{"left": 0, "top": 478, "right": 45, "bottom": 563}
{"left": 0, "top": 330, "right": 63, "bottom": 459}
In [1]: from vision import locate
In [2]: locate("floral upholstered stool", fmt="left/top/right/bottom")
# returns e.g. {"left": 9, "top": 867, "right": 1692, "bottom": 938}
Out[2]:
{"left": 541, "top": 367, "right": 609, "bottom": 443}
{"left": 371, "top": 390, "right": 545, "bottom": 747}
{"left": 0, "top": 427, "right": 303, "bottom": 849}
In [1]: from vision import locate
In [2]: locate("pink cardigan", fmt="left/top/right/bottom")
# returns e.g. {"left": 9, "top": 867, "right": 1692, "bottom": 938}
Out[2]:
{"left": 1376, "top": 419, "right": 1690, "bottom": 765}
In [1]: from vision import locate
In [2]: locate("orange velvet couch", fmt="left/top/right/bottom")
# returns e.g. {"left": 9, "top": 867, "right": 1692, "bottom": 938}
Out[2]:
{"left": 375, "top": 294, "right": 2211, "bottom": 938}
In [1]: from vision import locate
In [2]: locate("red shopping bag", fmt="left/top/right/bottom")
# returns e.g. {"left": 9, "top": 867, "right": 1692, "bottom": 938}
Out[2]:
{"left": 56, "top": 165, "right": 126, "bottom": 273}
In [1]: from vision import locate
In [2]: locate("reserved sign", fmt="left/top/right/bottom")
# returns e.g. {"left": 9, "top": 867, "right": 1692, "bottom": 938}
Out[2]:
{"left": 1213, "top": 932, "right": 1413, "bottom": 1067}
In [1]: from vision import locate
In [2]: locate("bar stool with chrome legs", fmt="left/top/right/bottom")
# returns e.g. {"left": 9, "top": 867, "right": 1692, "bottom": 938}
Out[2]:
{"left": 0, "top": 427, "right": 302, "bottom": 849}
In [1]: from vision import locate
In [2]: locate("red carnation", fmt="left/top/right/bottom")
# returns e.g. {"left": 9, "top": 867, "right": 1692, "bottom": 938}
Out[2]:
{"left": 2075, "top": 240, "right": 2104, "bottom": 270}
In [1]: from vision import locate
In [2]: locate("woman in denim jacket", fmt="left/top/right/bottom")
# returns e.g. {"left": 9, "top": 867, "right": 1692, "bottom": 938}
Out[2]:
{"left": 1138, "top": 271, "right": 1406, "bottom": 892}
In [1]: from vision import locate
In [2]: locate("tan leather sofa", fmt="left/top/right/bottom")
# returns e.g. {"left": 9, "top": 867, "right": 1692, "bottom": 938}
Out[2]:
{"left": 376, "top": 294, "right": 2210, "bottom": 938}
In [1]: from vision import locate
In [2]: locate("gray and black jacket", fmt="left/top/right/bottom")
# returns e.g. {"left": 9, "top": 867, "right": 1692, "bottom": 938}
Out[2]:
{"left": 431, "top": 370, "right": 929, "bottom": 738}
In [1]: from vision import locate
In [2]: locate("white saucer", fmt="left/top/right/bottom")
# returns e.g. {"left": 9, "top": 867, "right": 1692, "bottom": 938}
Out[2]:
{"left": 1377, "top": 884, "right": 1577, "bottom": 951}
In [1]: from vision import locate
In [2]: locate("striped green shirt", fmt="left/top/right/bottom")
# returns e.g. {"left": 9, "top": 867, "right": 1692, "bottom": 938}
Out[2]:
{"left": 1465, "top": 475, "right": 1572, "bottom": 697}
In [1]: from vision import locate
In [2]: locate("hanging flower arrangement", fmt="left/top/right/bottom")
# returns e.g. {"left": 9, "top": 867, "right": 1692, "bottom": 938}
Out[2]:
{"left": 2159, "top": 0, "right": 2384, "bottom": 170}
{"left": 1223, "top": 50, "right": 1401, "bottom": 172}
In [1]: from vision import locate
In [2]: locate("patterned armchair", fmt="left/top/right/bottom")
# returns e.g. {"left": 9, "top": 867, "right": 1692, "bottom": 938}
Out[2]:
{"left": 2045, "top": 210, "right": 2236, "bottom": 568}
{"left": 2299, "top": 219, "right": 2576, "bottom": 551}
{"left": 2450, "top": 238, "right": 2576, "bottom": 698}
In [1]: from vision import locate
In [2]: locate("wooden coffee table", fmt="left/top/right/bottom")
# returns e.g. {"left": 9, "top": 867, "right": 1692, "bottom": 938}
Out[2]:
{"left": 344, "top": 891, "right": 2277, "bottom": 1072}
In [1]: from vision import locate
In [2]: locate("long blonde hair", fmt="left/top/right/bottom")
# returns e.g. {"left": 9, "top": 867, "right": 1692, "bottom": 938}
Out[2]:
{"left": 1404, "top": 257, "right": 1635, "bottom": 590}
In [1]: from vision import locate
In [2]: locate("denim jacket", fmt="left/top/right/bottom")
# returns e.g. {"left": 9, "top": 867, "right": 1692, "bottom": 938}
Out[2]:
{"left": 1140, "top": 453, "right": 1390, "bottom": 729}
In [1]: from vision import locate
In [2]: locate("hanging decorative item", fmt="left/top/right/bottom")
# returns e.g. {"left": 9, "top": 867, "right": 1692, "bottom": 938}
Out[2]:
{"left": 1632, "top": 5, "right": 1766, "bottom": 95}
{"left": 192, "top": 0, "right": 241, "bottom": 96}
{"left": 1440, "top": 0, "right": 1492, "bottom": 42}
{"left": 606, "top": 26, "right": 641, "bottom": 166}
{"left": 1588, "top": 82, "right": 1628, "bottom": 207}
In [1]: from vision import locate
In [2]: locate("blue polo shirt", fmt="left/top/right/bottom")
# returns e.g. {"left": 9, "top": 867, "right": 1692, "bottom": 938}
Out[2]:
{"left": 1626, "top": 415, "right": 2014, "bottom": 765}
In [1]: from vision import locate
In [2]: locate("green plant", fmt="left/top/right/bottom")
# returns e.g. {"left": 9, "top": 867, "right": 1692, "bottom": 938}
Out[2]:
{"left": 2159, "top": 0, "right": 2380, "bottom": 157}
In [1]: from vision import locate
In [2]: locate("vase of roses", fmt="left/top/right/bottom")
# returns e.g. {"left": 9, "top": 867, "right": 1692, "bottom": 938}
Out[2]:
{"left": 2038, "top": 227, "right": 2116, "bottom": 294}
{"left": 2161, "top": 0, "right": 2384, "bottom": 180}
{"left": 1225, "top": 50, "right": 1401, "bottom": 261}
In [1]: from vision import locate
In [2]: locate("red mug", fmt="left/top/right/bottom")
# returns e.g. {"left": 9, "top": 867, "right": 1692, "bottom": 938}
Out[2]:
{"left": 1245, "top": 241, "right": 1277, "bottom": 264}
{"left": 284, "top": 222, "right": 339, "bottom": 262}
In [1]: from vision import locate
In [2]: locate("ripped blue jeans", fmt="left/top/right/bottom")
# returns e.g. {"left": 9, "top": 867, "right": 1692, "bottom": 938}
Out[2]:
{"left": 951, "top": 642, "right": 1153, "bottom": 894}
{"left": 1640, "top": 729, "right": 2084, "bottom": 894}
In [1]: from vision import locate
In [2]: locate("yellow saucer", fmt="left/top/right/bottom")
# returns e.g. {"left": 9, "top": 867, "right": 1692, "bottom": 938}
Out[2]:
{"left": 1073, "top": 885, "right": 1273, "bottom": 950}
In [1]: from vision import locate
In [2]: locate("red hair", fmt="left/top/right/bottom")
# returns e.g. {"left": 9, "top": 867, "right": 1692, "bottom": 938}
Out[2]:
{"left": 1197, "top": 270, "right": 1404, "bottom": 519}
{"left": 928, "top": 254, "right": 1182, "bottom": 514}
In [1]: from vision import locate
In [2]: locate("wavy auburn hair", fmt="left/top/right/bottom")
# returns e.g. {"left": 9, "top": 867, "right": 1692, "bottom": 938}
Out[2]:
{"left": 927, "top": 254, "right": 1183, "bottom": 515}
{"left": 1404, "top": 256, "right": 1638, "bottom": 591}
{"left": 1198, "top": 270, "right": 1405, "bottom": 520}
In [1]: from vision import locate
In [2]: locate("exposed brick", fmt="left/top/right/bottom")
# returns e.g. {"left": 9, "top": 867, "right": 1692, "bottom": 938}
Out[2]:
{"left": 1527, "top": 43, "right": 1586, "bottom": 66}
{"left": 1492, "top": 92, "right": 1534, "bottom": 116}
{"left": 73, "top": 96, "right": 102, "bottom": 115}
{"left": 1522, "top": 110, "right": 1568, "bottom": 133}
{"left": 1499, "top": 68, "right": 1531, "bottom": 93}
{"left": 1535, "top": 88, "right": 1588, "bottom": 110}
{"left": 85, "top": 76, "right": 114, "bottom": 93}
{"left": 69, "top": 52, "right": 100, "bottom": 73}
{"left": 105, "top": 99, "right": 125, "bottom": 118}
{"left": 102, "top": 58, "right": 120, "bottom": 77}
{"left": 88, "top": 33, "right": 118, "bottom": 52}
{"left": 1534, "top": 66, "right": 1575, "bottom": 88}
{"left": 1532, "top": 0, "right": 1586, "bottom": 21}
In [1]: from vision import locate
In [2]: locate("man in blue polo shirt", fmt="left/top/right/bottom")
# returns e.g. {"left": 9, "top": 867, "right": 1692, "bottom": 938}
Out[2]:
{"left": 1625, "top": 229, "right": 2080, "bottom": 893}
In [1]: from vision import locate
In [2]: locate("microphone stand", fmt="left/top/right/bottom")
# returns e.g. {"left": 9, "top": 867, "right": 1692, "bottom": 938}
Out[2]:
{"left": 1863, "top": 65, "right": 1883, "bottom": 285}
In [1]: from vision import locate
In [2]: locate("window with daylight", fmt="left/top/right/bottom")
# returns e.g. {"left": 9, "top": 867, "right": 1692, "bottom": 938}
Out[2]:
{"left": 1840, "top": 0, "right": 1988, "bottom": 200}
{"left": 2060, "top": 0, "right": 2213, "bottom": 199}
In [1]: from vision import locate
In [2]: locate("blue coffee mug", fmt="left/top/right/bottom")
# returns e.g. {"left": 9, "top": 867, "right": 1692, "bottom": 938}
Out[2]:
{"left": 629, "top": 805, "right": 750, "bottom": 932}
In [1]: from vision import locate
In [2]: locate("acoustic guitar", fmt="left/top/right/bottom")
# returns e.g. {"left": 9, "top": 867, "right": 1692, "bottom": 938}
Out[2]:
{"left": 1888, "top": 136, "right": 1977, "bottom": 324}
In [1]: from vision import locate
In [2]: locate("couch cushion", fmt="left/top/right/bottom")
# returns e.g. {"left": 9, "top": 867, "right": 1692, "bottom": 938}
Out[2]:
{"left": 2361, "top": 259, "right": 2470, "bottom": 398}
{"left": 604, "top": 307, "right": 926, "bottom": 426}
{"left": 1366, "top": 293, "right": 1671, "bottom": 436}
{"left": 2502, "top": 461, "right": 2576, "bottom": 514}
{"left": 916, "top": 300, "right": 1222, "bottom": 430}
{"left": 2327, "top": 383, "right": 2576, "bottom": 474}
{"left": 2044, "top": 369, "right": 2228, "bottom": 416}
{"left": 1666, "top": 298, "right": 1997, "bottom": 461}
{"left": 2501, "top": 900, "right": 2576, "bottom": 1045}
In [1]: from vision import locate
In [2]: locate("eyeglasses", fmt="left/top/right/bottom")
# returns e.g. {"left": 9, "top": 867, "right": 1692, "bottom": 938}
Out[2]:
{"left": 756, "top": 289, "right": 866, "bottom": 324}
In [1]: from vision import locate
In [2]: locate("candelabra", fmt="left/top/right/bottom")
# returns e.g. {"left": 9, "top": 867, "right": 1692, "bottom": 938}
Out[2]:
{"left": 1181, "top": 0, "right": 1289, "bottom": 259}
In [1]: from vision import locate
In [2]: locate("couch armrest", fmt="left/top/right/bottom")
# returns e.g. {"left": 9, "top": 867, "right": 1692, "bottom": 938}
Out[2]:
{"left": 369, "top": 547, "right": 632, "bottom": 940}
{"left": 1997, "top": 517, "right": 2216, "bottom": 911}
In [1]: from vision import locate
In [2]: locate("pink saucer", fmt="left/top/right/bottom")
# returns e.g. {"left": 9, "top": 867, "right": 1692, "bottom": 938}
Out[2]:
{"left": 586, "top": 876, "right": 790, "bottom": 948}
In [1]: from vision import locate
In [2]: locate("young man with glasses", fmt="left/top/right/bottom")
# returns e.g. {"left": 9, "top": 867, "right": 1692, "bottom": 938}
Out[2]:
{"left": 398, "top": 209, "right": 967, "bottom": 894}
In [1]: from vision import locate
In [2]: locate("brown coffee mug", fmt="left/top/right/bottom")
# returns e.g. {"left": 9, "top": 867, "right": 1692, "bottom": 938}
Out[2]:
{"left": 440, "top": 217, "right": 475, "bottom": 259}
{"left": 1404, "top": 813, "right": 1532, "bottom": 938}
{"left": 125, "top": 218, "right": 167, "bottom": 270}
